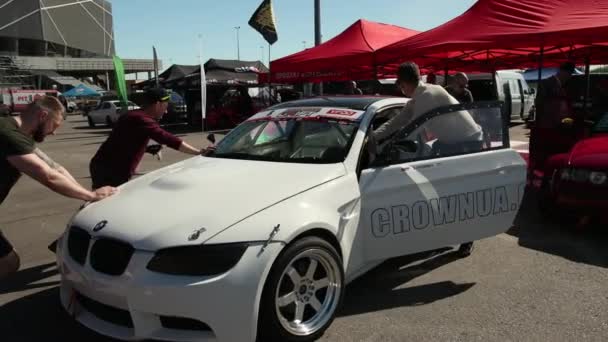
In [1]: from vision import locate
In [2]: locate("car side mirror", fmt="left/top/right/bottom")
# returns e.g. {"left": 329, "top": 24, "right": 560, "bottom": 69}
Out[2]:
{"left": 529, "top": 88, "right": 536, "bottom": 95}
{"left": 207, "top": 133, "right": 216, "bottom": 144}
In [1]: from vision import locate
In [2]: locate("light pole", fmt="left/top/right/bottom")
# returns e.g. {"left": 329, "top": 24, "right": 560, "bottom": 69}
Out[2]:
{"left": 314, "top": 0, "right": 323, "bottom": 95}
{"left": 260, "top": 46, "right": 264, "bottom": 63}
{"left": 234, "top": 26, "right": 241, "bottom": 60}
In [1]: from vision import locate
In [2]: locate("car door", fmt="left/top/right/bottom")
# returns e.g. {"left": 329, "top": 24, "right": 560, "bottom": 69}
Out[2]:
{"left": 509, "top": 79, "right": 523, "bottom": 119}
{"left": 359, "top": 102, "right": 526, "bottom": 262}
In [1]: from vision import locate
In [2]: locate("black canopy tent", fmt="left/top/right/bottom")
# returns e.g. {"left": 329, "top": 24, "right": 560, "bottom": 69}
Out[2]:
{"left": 134, "top": 64, "right": 200, "bottom": 90}
{"left": 185, "top": 59, "right": 269, "bottom": 87}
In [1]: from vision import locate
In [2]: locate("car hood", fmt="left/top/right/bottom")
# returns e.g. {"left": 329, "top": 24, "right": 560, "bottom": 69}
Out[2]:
{"left": 71, "top": 157, "right": 346, "bottom": 251}
{"left": 567, "top": 134, "right": 608, "bottom": 169}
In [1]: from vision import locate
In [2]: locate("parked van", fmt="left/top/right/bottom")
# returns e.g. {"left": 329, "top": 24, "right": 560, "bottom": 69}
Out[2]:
{"left": 467, "top": 71, "right": 535, "bottom": 122}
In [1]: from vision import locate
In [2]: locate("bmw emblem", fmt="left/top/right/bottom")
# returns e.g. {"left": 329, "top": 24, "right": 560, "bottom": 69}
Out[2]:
{"left": 92, "top": 220, "right": 108, "bottom": 232}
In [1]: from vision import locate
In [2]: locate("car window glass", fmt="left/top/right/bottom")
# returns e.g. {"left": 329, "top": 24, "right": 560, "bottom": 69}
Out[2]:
{"left": 518, "top": 79, "right": 528, "bottom": 94}
{"left": 254, "top": 121, "right": 290, "bottom": 145}
{"left": 212, "top": 119, "right": 358, "bottom": 164}
{"left": 593, "top": 112, "right": 608, "bottom": 133}
{"left": 371, "top": 106, "right": 404, "bottom": 130}
{"left": 380, "top": 104, "right": 506, "bottom": 165}
{"left": 103, "top": 102, "right": 112, "bottom": 109}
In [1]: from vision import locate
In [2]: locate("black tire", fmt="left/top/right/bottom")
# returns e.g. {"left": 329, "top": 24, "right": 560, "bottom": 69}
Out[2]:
{"left": 106, "top": 116, "right": 113, "bottom": 127}
{"left": 457, "top": 242, "right": 474, "bottom": 258}
{"left": 88, "top": 116, "right": 95, "bottom": 128}
{"left": 257, "top": 236, "right": 344, "bottom": 342}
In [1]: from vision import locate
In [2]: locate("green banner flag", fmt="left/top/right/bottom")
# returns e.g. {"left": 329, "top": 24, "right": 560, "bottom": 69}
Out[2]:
{"left": 112, "top": 55, "right": 128, "bottom": 107}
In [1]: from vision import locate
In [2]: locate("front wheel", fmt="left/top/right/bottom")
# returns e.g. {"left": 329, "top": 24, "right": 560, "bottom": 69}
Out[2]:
{"left": 257, "top": 237, "right": 344, "bottom": 342}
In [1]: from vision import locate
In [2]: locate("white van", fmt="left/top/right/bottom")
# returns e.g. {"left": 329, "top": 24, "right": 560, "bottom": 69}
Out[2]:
{"left": 467, "top": 71, "right": 535, "bottom": 122}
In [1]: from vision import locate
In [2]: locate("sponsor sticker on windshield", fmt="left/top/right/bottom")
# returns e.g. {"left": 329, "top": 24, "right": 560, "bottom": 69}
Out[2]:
{"left": 249, "top": 107, "right": 365, "bottom": 122}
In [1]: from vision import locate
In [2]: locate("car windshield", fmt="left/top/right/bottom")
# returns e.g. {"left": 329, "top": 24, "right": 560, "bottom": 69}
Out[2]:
{"left": 593, "top": 112, "right": 608, "bottom": 133}
{"left": 208, "top": 118, "right": 359, "bottom": 164}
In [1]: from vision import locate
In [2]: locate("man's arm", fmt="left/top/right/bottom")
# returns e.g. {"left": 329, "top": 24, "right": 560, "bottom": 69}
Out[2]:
{"left": 7, "top": 153, "right": 115, "bottom": 201}
{"left": 33, "top": 148, "right": 79, "bottom": 184}
{"left": 373, "top": 100, "right": 415, "bottom": 142}
{"left": 178, "top": 141, "right": 202, "bottom": 155}
{"left": 143, "top": 119, "right": 201, "bottom": 155}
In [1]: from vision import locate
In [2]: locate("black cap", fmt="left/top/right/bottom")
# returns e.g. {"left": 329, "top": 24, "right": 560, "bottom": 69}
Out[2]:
{"left": 143, "top": 88, "right": 171, "bottom": 105}
{"left": 560, "top": 61, "right": 576, "bottom": 74}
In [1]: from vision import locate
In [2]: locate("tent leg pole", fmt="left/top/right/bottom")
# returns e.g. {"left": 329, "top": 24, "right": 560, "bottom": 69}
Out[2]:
{"left": 444, "top": 64, "right": 448, "bottom": 87}
{"left": 537, "top": 46, "right": 544, "bottom": 91}
{"left": 583, "top": 52, "right": 591, "bottom": 119}
{"left": 268, "top": 44, "right": 272, "bottom": 107}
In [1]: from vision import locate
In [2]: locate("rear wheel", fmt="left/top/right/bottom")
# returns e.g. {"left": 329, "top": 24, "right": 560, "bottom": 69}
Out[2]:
{"left": 457, "top": 242, "right": 474, "bottom": 258}
{"left": 87, "top": 116, "right": 95, "bottom": 128}
{"left": 257, "top": 236, "right": 344, "bottom": 342}
{"left": 106, "top": 116, "right": 113, "bottom": 127}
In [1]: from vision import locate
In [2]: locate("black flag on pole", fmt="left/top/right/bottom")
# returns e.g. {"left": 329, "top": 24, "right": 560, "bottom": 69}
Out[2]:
{"left": 249, "top": 0, "right": 278, "bottom": 45}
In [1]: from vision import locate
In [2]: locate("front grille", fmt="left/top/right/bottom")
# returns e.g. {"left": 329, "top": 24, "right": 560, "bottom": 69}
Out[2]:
{"left": 90, "top": 238, "right": 134, "bottom": 276}
{"left": 160, "top": 316, "right": 212, "bottom": 331}
{"left": 67, "top": 227, "right": 90, "bottom": 265}
{"left": 76, "top": 292, "right": 133, "bottom": 328}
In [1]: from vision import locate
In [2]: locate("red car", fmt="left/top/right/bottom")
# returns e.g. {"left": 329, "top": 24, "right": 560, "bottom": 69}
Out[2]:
{"left": 538, "top": 113, "right": 608, "bottom": 222}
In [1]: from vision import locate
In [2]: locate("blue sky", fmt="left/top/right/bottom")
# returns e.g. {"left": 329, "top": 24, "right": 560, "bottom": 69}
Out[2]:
{"left": 112, "top": 0, "right": 477, "bottom": 70}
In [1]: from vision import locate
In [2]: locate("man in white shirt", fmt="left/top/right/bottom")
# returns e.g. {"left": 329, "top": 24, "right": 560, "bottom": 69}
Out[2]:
{"left": 374, "top": 62, "right": 482, "bottom": 144}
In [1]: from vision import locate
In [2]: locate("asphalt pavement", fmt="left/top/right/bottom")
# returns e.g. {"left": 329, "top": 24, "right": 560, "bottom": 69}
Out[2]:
{"left": 1, "top": 116, "right": 607, "bottom": 342}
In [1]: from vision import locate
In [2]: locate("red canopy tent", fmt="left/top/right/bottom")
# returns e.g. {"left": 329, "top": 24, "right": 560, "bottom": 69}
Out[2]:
{"left": 376, "top": 0, "right": 608, "bottom": 73}
{"left": 267, "top": 19, "right": 419, "bottom": 83}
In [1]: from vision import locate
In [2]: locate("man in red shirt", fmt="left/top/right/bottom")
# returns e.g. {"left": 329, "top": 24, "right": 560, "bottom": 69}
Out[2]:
{"left": 90, "top": 88, "right": 202, "bottom": 189}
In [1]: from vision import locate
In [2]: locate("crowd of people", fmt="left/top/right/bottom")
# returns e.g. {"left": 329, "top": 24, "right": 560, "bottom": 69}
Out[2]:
{"left": 0, "top": 88, "right": 209, "bottom": 278}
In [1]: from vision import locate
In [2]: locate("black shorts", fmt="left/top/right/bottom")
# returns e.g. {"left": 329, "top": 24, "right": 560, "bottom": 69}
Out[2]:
{"left": 0, "top": 229, "right": 14, "bottom": 258}
{"left": 89, "top": 161, "right": 130, "bottom": 190}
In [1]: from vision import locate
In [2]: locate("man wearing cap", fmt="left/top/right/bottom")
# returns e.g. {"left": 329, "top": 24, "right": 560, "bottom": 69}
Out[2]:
{"left": 89, "top": 88, "right": 203, "bottom": 189}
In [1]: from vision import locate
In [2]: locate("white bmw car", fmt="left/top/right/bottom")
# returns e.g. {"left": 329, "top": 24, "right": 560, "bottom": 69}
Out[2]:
{"left": 56, "top": 96, "right": 526, "bottom": 342}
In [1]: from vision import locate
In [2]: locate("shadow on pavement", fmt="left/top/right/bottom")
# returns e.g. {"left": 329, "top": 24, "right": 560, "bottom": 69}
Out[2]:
{"left": 507, "top": 189, "right": 608, "bottom": 268}
{"left": 0, "top": 262, "right": 59, "bottom": 295}
{"left": 0, "top": 287, "right": 119, "bottom": 341}
{"left": 338, "top": 250, "right": 474, "bottom": 317}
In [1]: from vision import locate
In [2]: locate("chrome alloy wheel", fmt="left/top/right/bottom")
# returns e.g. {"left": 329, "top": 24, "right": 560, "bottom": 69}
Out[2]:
{"left": 274, "top": 248, "right": 342, "bottom": 336}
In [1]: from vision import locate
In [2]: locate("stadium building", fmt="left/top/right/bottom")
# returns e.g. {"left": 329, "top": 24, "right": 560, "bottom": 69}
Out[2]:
{"left": 0, "top": 0, "right": 157, "bottom": 90}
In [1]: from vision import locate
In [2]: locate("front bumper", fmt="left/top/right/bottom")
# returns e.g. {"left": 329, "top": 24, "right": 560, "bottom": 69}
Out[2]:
{"left": 554, "top": 181, "right": 608, "bottom": 213}
{"left": 56, "top": 236, "right": 283, "bottom": 342}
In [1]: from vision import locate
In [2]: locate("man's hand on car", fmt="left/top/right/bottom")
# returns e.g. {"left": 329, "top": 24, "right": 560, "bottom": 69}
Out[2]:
{"left": 200, "top": 145, "right": 216, "bottom": 156}
{"left": 91, "top": 186, "right": 118, "bottom": 201}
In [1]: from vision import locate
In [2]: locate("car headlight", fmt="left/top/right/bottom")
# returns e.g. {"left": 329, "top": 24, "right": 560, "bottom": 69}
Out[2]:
{"left": 589, "top": 171, "right": 607, "bottom": 185}
{"left": 560, "top": 168, "right": 607, "bottom": 185}
{"left": 146, "top": 243, "right": 249, "bottom": 276}
{"left": 571, "top": 169, "right": 591, "bottom": 183}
